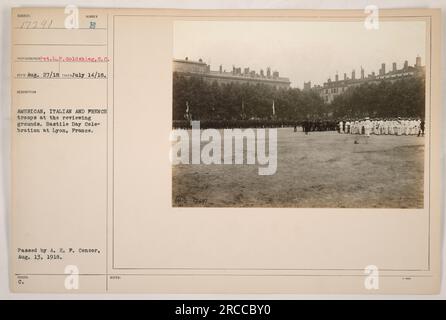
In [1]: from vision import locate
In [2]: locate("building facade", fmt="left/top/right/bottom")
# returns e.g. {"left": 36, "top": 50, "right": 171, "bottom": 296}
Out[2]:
{"left": 173, "top": 57, "right": 291, "bottom": 89}
{"left": 305, "top": 56, "right": 425, "bottom": 103}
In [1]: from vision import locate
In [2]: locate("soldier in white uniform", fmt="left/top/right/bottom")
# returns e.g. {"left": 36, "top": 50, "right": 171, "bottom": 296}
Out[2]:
{"left": 415, "top": 119, "right": 421, "bottom": 135}
{"left": 379, "top": 119, "right": 385, "bottom": 135}
{"left": 396, "top": 118, "right": 402, "bottom": 136}
{"left": 363, "top": 117, "right": 372, "bottom": 137}
{"left": 383, "top": 119, "right": 388, "bottom": 135}
{"left": 411, "top": 119, "right": 418, "bottom": 135}
{"left": 404, "top": 119, "right": 411, "bottom": 135}
{"left": 389, "top": 119, "right": 395, "bottom": 135}
{"left": 374, "top": 119, "right": 380, "bottom": 135}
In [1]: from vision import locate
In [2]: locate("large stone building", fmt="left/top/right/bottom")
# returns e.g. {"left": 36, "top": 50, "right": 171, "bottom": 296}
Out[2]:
{"left": 173, "top": 57, "right": 291, "bottom": 89}
{"left": 305, "top": 56, "right": 425, "bottom": 103}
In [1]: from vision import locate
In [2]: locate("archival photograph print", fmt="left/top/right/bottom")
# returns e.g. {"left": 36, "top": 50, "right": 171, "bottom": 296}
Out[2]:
{"left": 171, "top": 20, "right": 426, "bottom": 208}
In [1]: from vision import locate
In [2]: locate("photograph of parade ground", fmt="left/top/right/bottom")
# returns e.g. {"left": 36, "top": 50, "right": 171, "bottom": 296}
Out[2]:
{"left": 171, "top": 20, "right": 426, "bottom": 208}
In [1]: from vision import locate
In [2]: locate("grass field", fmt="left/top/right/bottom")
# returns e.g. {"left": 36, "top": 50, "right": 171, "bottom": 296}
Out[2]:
{"left": 172, "top": 128, "right": 424, "bottom": 208}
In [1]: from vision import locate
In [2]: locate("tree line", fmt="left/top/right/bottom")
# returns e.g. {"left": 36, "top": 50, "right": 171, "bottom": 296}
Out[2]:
{"left": 173, "top": 73, "right": 425, "bottom": 122}
{"left": 330, "top": 77, "right": 425, "bottom": 119}
{"left": 173, "top": 73, "right": 327, "bottom": 121}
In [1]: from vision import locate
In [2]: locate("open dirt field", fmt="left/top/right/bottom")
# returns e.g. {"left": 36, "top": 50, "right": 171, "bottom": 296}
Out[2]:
{"left": 172, "top": 128, "right": 424, "bottom": 208}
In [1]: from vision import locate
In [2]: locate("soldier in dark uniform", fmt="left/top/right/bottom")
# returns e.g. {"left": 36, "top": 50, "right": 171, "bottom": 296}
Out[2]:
{"left": 418, "top": 120, "right": 425, "bottom": 137}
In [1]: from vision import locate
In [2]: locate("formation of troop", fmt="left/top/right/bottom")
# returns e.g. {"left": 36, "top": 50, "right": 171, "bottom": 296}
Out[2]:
{"left": 301, "top": 120, "right": 338, "bottom": 134}
{"left": 338, "top": 118, "right": 425, "bottom": 137}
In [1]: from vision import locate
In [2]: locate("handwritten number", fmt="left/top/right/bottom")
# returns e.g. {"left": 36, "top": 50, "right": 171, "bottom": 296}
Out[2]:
{"left": 19, "top": 19, "right": 54, "bottom": 29}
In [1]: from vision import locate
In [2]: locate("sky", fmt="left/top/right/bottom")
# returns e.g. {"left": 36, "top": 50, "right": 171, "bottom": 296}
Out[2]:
{"left": 173, "top": 20, "right": 426, "bottom": 88}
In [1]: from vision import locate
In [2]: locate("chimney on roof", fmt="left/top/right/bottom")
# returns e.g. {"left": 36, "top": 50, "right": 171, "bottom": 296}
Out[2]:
{"left": 361, "top": 67, "right": 365, "bottom": 79}
{"left": 351, "top": 70, "right": 356, "bottom": 80}
{"left": 380, "top": 63, "right": 386, "bottom": 75}
{"left": 344, "top": 73, "right": 347, "bottom": 80}
{"left": 404, "top": 60, "right": 408, "bottom": 70}
{"left": 392, "top": 62, "right": 397, "bottom": 72}
{"left": 335, "top": 74, "right": 339, "bottom": 82}
{"left": 416, "top": 55, "right": 421, "bottom": 67}
{"left": 219, "top": 65, "right": 222, "bottom": 73}
{"left": 267, "top": 67, "right": 271, "bottom": 78}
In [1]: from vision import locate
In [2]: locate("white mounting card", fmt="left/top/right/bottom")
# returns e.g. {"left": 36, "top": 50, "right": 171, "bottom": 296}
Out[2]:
{"left": 10, "top": 7, "right": 442, "bottom": 294}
